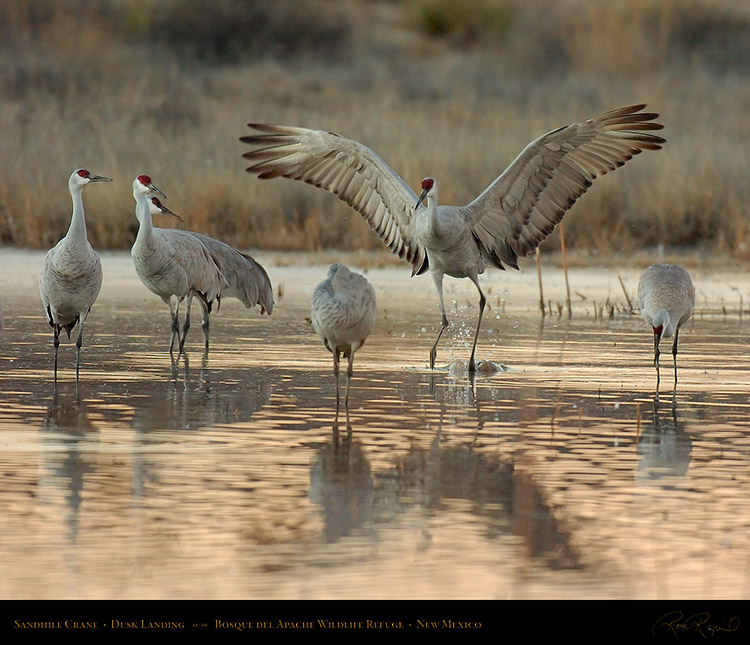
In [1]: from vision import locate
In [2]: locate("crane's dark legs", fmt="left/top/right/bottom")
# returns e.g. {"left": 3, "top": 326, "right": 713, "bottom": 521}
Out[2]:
{"left": 430, "top": 313, "right": 449, "bottom": 370}
{"left": 330, "top": 349, "right": 355, "bottom": 427}
{"left": 430, "top": 272, "right": 486, "bottom": 373}
{"left": 430, "top": 272, "right": 449, "bottom": 370}
{"left": 671, "top": 329, "right": 680, "bottom": 388}
{"left": 345, "top": 350, "right": 354, "bottom": 411}
{"left": 179, "top": 294, "right": 192, "bottom": 354}
{"left": 197, "top": 293, "right": 210, "bottom": 351}
{"left": 170, "top": 312, "right": 180, "bottom": 353}
{"left": 53, "top": 325, "right": 60, "bottom": 382}
{"left": 167, "top": 297, "right": 181, "bottom": 354}
{"left": 179, "top": 292, "right": 211, "bottom": 354}
{"left": 47, "top": 306, "right": 60, "bottom": 381}
{"left": 343, "top": 352, "right": 354, "bottom": 426}
{"left": 74, "top": 320, "right": 84, "bottom": 380}
{"left": 468, "top": 276, "right": 486, "bottom": 373}
{"left": 332, "top": 350, "right": 341, "bottom": 424}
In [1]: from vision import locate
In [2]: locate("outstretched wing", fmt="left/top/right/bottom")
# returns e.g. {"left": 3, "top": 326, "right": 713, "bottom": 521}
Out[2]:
{"left": 241, "top": 124, "right": 428, "bottom": 276}
{"left": 465, "top": 104, "right": 665, "bottom": 269}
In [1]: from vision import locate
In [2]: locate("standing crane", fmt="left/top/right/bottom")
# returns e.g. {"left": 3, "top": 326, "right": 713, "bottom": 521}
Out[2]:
{"left": 40, "top": 168, "right": 111, "bottom": 380}
{"left": 131, "top": 175, "right": 273, "bottom": 354}
{"left": 241, "top": 104, "right": 664, "bottom": 372}
{"left": 311, "top": 263, "right": 376, "bottom": 422}
{"left": 637, "top": 263, "right": 695, "bottom": 390}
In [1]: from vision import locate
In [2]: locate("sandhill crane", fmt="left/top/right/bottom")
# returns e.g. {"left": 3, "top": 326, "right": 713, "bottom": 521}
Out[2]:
{"left": 311, "top": 264, "right": 377, "bottom": 422}
{"left": 241, "top": 105, "right": 664, "bottom": 372}
{"left": 40, "top": 168, "right": 111, "bottom": 380}
{"left": 131, "top": 175, "right": 273, "bottom": 354}
{"left": 637, "top": 263, "right": 694, "bottom": 389}
{"left": 156, "top": 199, "right": 274, "bottom": 319}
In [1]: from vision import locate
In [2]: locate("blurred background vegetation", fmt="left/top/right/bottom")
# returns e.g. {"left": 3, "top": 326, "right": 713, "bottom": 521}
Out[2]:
{"left": 1, "top": 0, "right": 749, "bottom": 264}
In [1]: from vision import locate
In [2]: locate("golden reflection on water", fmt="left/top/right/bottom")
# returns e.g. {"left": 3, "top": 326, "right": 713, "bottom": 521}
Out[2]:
{"left": 1, "top": 254, "right": 750, "bottom": 599}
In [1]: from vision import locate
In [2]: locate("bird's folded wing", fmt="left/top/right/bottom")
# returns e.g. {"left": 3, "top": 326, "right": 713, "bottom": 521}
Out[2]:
{"left": 241, "top": 124, "right": 428, "bottom": 275}
{"left": 464, "top": 104, "right": 664, "bottom": 269}
{"left": 167, "top": 231, "right": 227, "bottom": 303}
{"left": 189, "top": 232, "right": 274, "bottom": 314}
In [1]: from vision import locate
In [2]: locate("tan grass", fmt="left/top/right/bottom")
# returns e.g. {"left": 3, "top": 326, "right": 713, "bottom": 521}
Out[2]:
{"left": 1, "top": 0, "right": 749, "bottom": 262}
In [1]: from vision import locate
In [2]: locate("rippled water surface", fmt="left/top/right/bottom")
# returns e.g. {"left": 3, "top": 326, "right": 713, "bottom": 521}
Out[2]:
{"left": 2, "top": 250, "right": 750, "bottom": 599}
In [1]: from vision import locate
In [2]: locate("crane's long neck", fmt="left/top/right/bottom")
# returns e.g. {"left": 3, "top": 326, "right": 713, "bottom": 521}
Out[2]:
{"left": 134, "top": 192, "right": 155, "bottom": 243}
{"left": 423, "top": 194, "right": 441, "bottom": 237}
{"left": 66, "top": 187, "right": 89, "bottom": 245}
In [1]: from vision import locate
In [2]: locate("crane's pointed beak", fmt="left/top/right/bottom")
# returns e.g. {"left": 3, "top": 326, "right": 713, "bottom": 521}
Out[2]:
{"left": 89, "top": 174, "right": 113, "bottom": 183}
{"left": 149, "top": 184, "right": 167, "bottom": 199}
{"left": 415, "top": 187, "right": 429, "bottom": 209}
{"left": 155, "top": 203, "right": 184, "bottom": 222}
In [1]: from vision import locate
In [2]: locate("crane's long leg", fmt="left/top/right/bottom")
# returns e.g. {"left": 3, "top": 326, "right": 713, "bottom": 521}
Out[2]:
{"left": 195, "top": 292, "right": 211, "bottom": 351}
{"left": 47, "top": 307, "right": 59, "bottom": 381}
{"left": 345, "top": 350, "right": 355, "bottom": 409}
{"left": 332, "top": 350, "right": 341, "bottom": 424}
{"left": 344, "top": 349, "right": 355, "bottom": 425}
{"left": 671, "top": 329, "right": 680, "bottom": 388}
{"left": 430, "top": 271, "right": 449, "bottom": 370}
{"left": 653, "top": 332, "right": 661, "bottom": 390}
{"left": 74, "top": 318, "right": 84, "bottom": 380}
{"left": 179, "top": 293, "right": 193, "bottom": 354}
{"left": 467, "top": 274, "right": 487, "bottom": 373}
{"left": 53, "top": 324, "right": 60, "bottom": 382}
{"left": 166, "top": 296, "right": 181, "bottom": 354}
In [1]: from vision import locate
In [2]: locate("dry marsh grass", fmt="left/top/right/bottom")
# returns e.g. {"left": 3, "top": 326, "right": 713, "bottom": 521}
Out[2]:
{"left": 1, "top": 0, "right": 750, "bottom": 264}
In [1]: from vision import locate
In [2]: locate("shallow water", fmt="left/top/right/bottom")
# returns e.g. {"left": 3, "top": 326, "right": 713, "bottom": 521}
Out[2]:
{"left": 2, "top": 249, "right": 750, "bottom": 600}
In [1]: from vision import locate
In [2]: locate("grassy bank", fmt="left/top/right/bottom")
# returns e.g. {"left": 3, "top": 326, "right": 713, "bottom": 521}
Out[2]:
{"left": 1, "top": 0, "right": 749, "bottom": 261}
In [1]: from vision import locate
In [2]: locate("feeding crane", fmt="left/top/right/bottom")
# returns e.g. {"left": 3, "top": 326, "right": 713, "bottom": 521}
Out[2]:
{"left": 637, "top": 263, "right": 694, "bottom": 389}
{"left": 241, "top": 104, "right": 664, "bottom": 372}
{"left": 40, "top": 168, "right": 111, "bottom": 380}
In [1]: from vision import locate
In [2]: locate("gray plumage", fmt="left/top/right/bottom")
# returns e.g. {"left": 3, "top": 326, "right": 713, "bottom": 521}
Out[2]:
{"left": 637, "top": 263, "right": 695, "bottom": 389}
{"left": 131, "top": 175, "right": 273, "bottom": 354}
{"left": 182, "top": 230, "right": 274, "bottom": 316}
{"left": 40, "top": 168, "right": 111, "bottom": 380}
{"left": 241, "top": 104, "right": 664, "bottom": 372}
{"left": 311, "top": 264, "right": 376, "bottom": 420}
